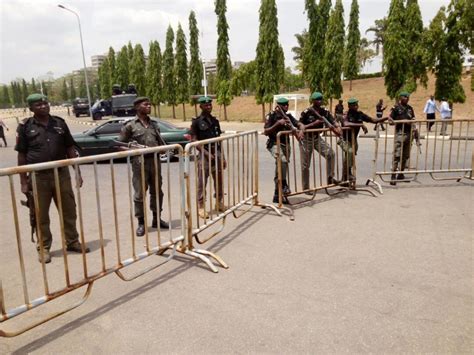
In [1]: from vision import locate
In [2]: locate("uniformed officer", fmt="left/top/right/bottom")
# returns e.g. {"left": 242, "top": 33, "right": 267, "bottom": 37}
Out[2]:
{"left": 334, "top": 99, "right": 344, "bottom": 124}
{"left": 190, "top": 96, "right": 227, "bottom": 218}
{"left": 15, "top": 94, "right": 89, "bottom": 263}
{"left": 0, "top": 118, "right": 9, "bottom": 147}
{"left": 388, "top": 92, "right": 417, "bottom": 185}
{"left": 299, "top": 92, "right": 342, "bottom": 190}
{"left": 374, "top": 98, "right": 387, "bottom": 131}
{"left": 117, "top": 97, "right": 169, "bottom": 236}
{"left": 264, "top": 97, "right": 305, "bottom": 203}
{"left": 342, "top": 98, "right": 387, "bottom": 182}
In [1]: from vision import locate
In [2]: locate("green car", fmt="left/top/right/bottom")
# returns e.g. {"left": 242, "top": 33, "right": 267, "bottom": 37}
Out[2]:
{"left": 72, "top": 117, "right": 191, "bottom": 161}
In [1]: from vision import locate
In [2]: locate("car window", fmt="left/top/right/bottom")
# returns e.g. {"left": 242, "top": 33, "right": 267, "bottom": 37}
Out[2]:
{"left": 95, "top": 121, "right": 124, "bottom": 135}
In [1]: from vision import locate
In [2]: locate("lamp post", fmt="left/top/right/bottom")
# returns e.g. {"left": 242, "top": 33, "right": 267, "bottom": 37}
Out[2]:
{"left": 58, "top": 4, "right": 92, "bottom": 119}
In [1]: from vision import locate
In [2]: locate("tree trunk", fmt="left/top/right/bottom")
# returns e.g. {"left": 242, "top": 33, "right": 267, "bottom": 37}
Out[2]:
{"left": 223, "top": 104, "right": 228, "bottom": 121}
{"left": 182, "top": 103, "right": 186, "bottom": 121}
{"left": 172, "top": 105, "right": 176, "bottom": 119}
{"left": 157, "top": 104, "right": 161, "bottom": 118}
{"left": 329, "top": 98, "right": 333, "bottom": 113}
{"left": 194, "top": 103, "right": 198, "bottom": 117}
{"left": 261, "top": 103, "right": 265, "bottom": 122}
{"left": 349, "top": 79, "right": 353, "bottom": 91}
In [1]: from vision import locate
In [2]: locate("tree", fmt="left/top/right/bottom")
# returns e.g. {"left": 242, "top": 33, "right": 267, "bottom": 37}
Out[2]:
{"left": 42, "top": 81, "right": 49, "bottom": 97}
{"left": 31, "top": 78, "right": 38, "bottom": 93}
{"left": 130, "top": 43, "right": 146, "bottom": 95}
{"left": 2, "top": 85, "right": 11, "bottom": 108}
{"left": 107, "top": 47, "right": 116, "bottom": 87}
{"left": 255, "top": 0, "right": 284, "bottom": 120}
{"left": 215, "top": 0, "right": 233, "bottom": 120}
{"left": 116, "top": 46, "right": 129, "bottom": 90}
{"left": 291, "top": 30, "right": 308, "bottom": 73}
{"left": 315, "top": 0, "right": 332, "bottom": 91}
{"left": 69, "top": 77, "right": 77, "bottom": 100}
{"left": 303, "top": 0, "right": 318, "bottom": 88}
{"left": 163, "top": 25, "right": 177, "bottom": 118}
{"left": 344, "top": 0, "right": 360, "bottom": 90}
{"left": 383, "top": 0, "right": 408, "bottom": 99}
{"left": 61, "top": 79, "right": 68, "bottom": 101}
{"left": 357, "top": 38, "right": 376, "bottom": 69}
{"left": 230, "top": 60, "right": 257, "bottom": 96}
{"left": 21, "top": 79, "right": 29, "bottom": 104}
{"left": 422, "top": 6, "right": 446, "bottom": 72}
{"left": 188, "top": 11, "right": 203, "bottom": 101}
{"left": 79, "top": 78, "right": 86, "bottom": 97}
{"left": 99, "top": 58, "right": 111, "bottom": 98}
{"left": 404, "top": 0, "right": 427, "bottom": 92}
{"left": 365, "top": 18, "right": 387, "bottom": 56}
{"left": 175, "top": 24, "right": 189, "bottom": 120}
{"left": 146, "top": 40, "right": 163, "bottom": 116}
{"left": 322, "top": 0, "right": 345, "bottom": 108}
{"left": 127, "top": 41, "right": 134, "bottom": 63}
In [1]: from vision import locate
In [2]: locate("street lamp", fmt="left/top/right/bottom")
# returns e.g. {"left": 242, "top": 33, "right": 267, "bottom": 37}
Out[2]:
{"left": 58, "top": 4, "right": 92, "bottom": 119}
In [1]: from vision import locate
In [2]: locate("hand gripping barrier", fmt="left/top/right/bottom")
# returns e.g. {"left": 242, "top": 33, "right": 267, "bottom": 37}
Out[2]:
{"left": 181, "top": 130, "right": 278, "bottom": 273}
{"left": 0, "top": 144, "right": 185, "bottom": 337}
{"left": 366, "top": 118, "right": 473, "bottom": 192}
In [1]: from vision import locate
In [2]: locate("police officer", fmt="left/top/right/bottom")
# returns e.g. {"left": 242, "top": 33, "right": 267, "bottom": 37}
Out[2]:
{"left": 15, "top": 94, "right": 89, "bottom": 264}
{"left": 374, "top": 98, "right": 387, "bottom": 131}
{"left": 299, "top": 92, "right": 341, "bottom": 190}
{"left": 388, "top": 92, "right": 417, "bottom": 185}
{"left": 264, "top": 97, "right": 305, "bottom": 203}
{"left": 112, "top": 84, "right": 122, "bottom": 96}
{"left": 0, "top": 118, "right": 9, "bottom": 147}
{"left": 190, "top": 96, "right": 227, "bottom": 218}
{"left": 342, "top": 98, "right": 387, "bottom": 182}
{"left": 334, "top": 99, "right": 344, "bottom": 124}
{"left": 118, "top": 97, "right": 169, "bottom": 236}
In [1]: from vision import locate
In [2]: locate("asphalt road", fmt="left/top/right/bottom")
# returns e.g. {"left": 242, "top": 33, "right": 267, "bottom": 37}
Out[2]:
{"left": 0, "top": 114, "right": 472, "bottom": 353}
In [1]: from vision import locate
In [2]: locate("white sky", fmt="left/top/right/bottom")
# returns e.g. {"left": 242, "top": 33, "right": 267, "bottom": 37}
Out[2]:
{"left": 0, "top": 0, "right": 450, "bottom": 84}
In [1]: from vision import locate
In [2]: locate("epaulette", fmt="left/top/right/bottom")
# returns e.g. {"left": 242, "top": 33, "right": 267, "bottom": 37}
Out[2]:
{"left": 19, "top": 117, "right": 33, "bottom": 125}
{"left": 51, "top": 115, "right": 65, "bottom": 122}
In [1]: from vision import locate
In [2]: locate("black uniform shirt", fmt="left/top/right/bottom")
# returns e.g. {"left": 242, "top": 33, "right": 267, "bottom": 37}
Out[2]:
{"left": 190, "top": 113, "right": 222, "bottom": 151}
{"left": 343, "top": 109, "right": 372, "bottom": 142}
{"left": 335, "top": 103, "right": 344, "bottom": 115}
{"left": 299, "top": 106, "right": 336, "bottom": 134}
{"left": 15, "top": 115, "right": 75, "bottom": 164}
{"left": 264, "top": 111, "right": 298, "bottom": 145}
{"left": 390, "top": 104, "right": 415, "bottom": 133}
{"left": 376, "top": 103, "right": 384, "bottom": 118}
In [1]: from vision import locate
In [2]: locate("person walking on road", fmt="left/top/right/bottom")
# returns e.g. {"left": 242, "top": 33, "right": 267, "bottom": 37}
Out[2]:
{"left": 439, "top": 98, "right": 452, "bottom": 136}
{"left": 15, "top": 93, "right": 89, "bottom": 263}
{"left": 0, "top": 118, "right": 9, "bottom": 147}
{"left": 118, "top": 97, "right": 169, "bottom": 236}
{"left": 423, "top": 95, "right": 438, "bottom": 132}
{"left": 190, "top": 96, "right": 227, "bottom": 218}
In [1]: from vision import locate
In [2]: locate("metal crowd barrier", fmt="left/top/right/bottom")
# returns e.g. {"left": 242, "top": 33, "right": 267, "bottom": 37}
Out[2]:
{"left": 0, "top": 144, "right": 185, "bottom": 337}
{"left": 182, "top": 131, "right": 278, "bottom": 273}
{"left": 366, "top": 118, "right": 473, "bottom": 192}
{"left": 274, "top": 127, "right": 376, "bottom": 213}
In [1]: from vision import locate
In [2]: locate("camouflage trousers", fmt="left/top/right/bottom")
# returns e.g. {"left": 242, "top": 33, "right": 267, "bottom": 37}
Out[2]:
{"left": 132, "top": 156, "right": 163, "bottom": 219}
{"left": 392, "top": 131, "right": 412, "bottom": 171}
{"left": 299, "top": 135, "right": 335, "bottom": 189}
{"left": 268, "top": 143, "right": 291, "bottom": 188}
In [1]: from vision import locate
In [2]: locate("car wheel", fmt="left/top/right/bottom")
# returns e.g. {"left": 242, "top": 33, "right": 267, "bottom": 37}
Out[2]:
{"left": 93, "top": 112, "right": 102, "bottom": 120}
{"left": 73, "top": 146, "right": 83, "bottom": 157}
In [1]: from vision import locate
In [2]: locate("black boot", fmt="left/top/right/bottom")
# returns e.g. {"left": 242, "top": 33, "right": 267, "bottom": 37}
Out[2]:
{"left": 152, "top": 213, "right": 169, "bottom": 229}
{"left": 390, "top": 174, "right": 397, "bottom": 186}
{"left": 136, "top": 218, "right": 145, "bottom": 237}
{"left": 282, "top": 180, "right": 291, "bottom": 195}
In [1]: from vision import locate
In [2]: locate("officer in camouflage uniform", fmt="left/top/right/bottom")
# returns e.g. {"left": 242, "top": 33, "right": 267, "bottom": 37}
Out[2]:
{"left": 15, "top": 94, "right": 89, "bottom": 264}
{"left": 388, "top": 92, "right": 417, "bottom": 186}
{"left": 190, "top": 96, "right": 227, "bottom": 218}
{"left": 299, "top": 92, "right": 342, "bottom": 190}
{"left": 118, "top": 97, "right": 169, "bottom": 236}
{"left": 264, "top": 97, "right": 305, "bottom": 203}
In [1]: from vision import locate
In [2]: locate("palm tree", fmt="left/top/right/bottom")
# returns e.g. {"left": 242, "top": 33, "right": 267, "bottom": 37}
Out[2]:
{"left": 291, "top": 30, "right": 308, "bottom": 62}
{"left": 365, "top": 17, "right": 387, "bottom": 56}
{"left": 358, "top": 37, "right": 376, "bottom": 69}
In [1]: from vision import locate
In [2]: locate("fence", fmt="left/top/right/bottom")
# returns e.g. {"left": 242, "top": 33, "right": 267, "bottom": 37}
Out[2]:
{"left": 366, "top": 118, "right": 473, "bottom": 192}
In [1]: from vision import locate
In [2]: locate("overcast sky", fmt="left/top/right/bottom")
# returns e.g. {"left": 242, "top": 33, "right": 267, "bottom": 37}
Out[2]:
{"left": 0, "top": 0, "right": 450, "bottom": 84}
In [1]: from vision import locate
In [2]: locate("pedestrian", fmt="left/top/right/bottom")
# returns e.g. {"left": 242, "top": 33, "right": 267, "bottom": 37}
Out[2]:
{"left": 264, "top": 97, "right": 305, "bottom": 203}
{"left": 334, "top": 99, "right": 344, "bottom": 124}
{"left": 190, "top": 96, "right": 227, "bottom": 218}
{"left": 117, "top": 97, "right": 169, "bottom": 236}
{"left": 374, "top": 99, "right": 386, "bottom": 131}
{"left": 0, "top": 118, "right": 9, "bottom": 147}
{"left": 423, "top": 95, "right": 438, "bottom": 131}
{"left": 299, "top": 92, "right": 342, "bottom": 191}
{"left": 342, "top": 98, "right": 388, "bottom": 182}
{"left": 439, "top": 98, "right": 452, "bottom": 135}
{"left": 15, "top": 94, "right": 89, "bottom": 264}
{"left": 388, "top": 92, "right": 418, "bottom": 186}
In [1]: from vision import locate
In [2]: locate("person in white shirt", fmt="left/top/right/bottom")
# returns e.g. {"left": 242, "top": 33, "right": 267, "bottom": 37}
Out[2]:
{"left": 439, "top": 98, "right": 452, "bottom": 135}
{"left": 423, "top": 95, "right": 438, "bottom": 131}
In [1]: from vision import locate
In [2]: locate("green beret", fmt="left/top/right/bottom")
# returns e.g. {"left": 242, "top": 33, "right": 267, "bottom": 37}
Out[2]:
{"left": 133, "top": 96, "right": 150, "bottom": 106}
{"left": 27, "top": 93, "right": 48, "bottom": 106}
{"left": 310, "top": 92, "right": 323, "bottom": 100}
{"left": 347, "top": 98, "right": 358, "bottom": 105}
{"left": 276, "top": 97, "right": 289, "bottom": 105}
{"left": 399, "top": 91, "right": 410, "bottom": 98}
{"left": 198, "top": 96, "right": 212, "bottom": 104}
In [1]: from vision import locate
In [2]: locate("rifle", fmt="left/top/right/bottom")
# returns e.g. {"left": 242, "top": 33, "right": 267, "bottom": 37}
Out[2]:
{"left": 21, "top": 191, "right": 36, "bottom": 243}
{"left": 274, "top": 105, "right": 306, "bottom": 153}
{"left": 307, "top": 107, "right": 349, "bottom": 152}
{"left": 112, "top": 140, "right": 147, "bottom": 150}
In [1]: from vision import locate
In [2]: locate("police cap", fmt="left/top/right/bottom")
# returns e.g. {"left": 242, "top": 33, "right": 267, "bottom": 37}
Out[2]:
{"left": 26, "top": 93, "right": 48, "bottom": 106}
{"left": 310, "top": 92, "right": 323, "bottom": 100}
{"left": 133, "top": 96, "right": 150, "bottom": 106}
{"left": 347, "top": 98, "right": 359, "bottom": 105}
{"left": 399, "top": 91, "right": 410, "bottom": 98}
{"left": 198, "top": 96, "right": 213, "bottom": 104}
{"left": 276, "top": 97, "right": 289, "bottom": 105}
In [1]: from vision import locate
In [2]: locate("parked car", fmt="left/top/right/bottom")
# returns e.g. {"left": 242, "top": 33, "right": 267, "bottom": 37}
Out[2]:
{"left": 72, "top": 98, "right": 89, "bottom": 117}
{"left": 72, "top": 117, "right": 191, "bottom": 162}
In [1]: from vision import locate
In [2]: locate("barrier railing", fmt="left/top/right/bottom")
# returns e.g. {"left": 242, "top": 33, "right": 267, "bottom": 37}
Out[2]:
{"left": 274, "top": 127, "right": 376, "bottom": 212}
{"left": 182, "top": 131, "right": 278, "bottom": 273}
{"left": 0, "top": 144, "right": 185, "bottom": 337}
{"left": 366, "top": 118, "right": 473, "bottom": 192}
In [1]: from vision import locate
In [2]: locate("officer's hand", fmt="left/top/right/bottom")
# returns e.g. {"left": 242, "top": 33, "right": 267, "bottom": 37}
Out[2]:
{"left": 77, "top": 175, "right": 84, "bottom": 188}
{"left": 296, "top": 130, "right": 305, "bottom": 141}
{"left": 362, "top": 125, "right": 368, "bottom": 134}
{"left": 277, "top": 119, "right": 287, "bottom": 127}
{"left": 21, "top": 182, "right": 29, "bottom": 195}
{"left": 335, "top": 126, "right": 343, "bottom": 137}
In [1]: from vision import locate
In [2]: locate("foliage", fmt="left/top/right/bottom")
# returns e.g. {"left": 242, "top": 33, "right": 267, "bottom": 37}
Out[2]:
{"left": 357, "top": 38, "right": 376, "bottom": 70}
{"left": 146, "top": 40, "right": 163, "bottom": 106}
{"left": 344, "top": 0, "right": 360, "bottom": 85}
{"left": 69, "top": 77, "right": 76, "bottom": 100}
{"left": 130, "top": 43, "right": 146, "bottom": 94}
{"left": 188, "top": 11, "right": 203, "bottom": 98}
{"left": 303, "top": 0, "right": 318, "bottom": 88}
{"left": 215, "top": 0, "right": 233, "bottom": 109}
{"left": 422, "top": 6, "right": 446, "bottom": 71}
{"left": 78, "top": 78, "right": 86, "bottom": 97}
{"left": 98, "top": 57, "right": 111, "bottom": 98}
{"left": 61, "top": 79, "right": 68, "bottom": 101}
{"left": 107, "top": 47, "right": 117, "bottom": 87}
{"left": 175, "top": 23, "right": 189, "bottom": 105}
{"left": 162, "top": 25, "right": 176, "bottom": 106}
{"left": 116, "top": 46, "right": 129, "bottom": 90}
{"left": 365, "top": 17, "right": 387, "bottom": 56}
{"left": 230, "top": 61, "right": 257, "bottom": 96}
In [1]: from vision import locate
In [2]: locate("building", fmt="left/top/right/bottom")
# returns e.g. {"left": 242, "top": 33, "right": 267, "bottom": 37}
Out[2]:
{"left": 37, "top": 71, "right": 55, "bottom": 82}
{"left": 91, "top": 54, "right": 106, "bottom": 69}
{"left": 204, "top": 59, "right": 217, "bottom": 75}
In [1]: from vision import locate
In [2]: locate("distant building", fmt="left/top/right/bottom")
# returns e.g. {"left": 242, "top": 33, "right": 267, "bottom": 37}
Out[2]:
{"left": 37, "top": 71, "right": 54, "bottom": 82}
{"left": 91, "top": 54, "right": 106, "bottom": 69}
{"left": 233, "top": 61, "right": 245, "bottom": 70}
{"left": 204, "top": 59, "right": 217, "bottom": 75}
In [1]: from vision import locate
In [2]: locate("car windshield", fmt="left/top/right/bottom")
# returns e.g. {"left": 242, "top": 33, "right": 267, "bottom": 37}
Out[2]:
{"left": 112, "top": 95, "right": 136, "bottom": 107}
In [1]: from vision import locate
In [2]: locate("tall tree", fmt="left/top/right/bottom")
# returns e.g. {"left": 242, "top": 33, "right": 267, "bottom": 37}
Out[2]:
{"left": 31, "top": 78, "right": 38, "bottom": 93}
{"left": 404, "top": 0, "right": 427, "bottom": 92}
{"left": 188, "top": 11, "right": 203, "bottom": 100}
{"left": 303, "top": 0, "right": 318, "bottom": 88}
{"left": 163, "top": 25, "right": 177, "bottom": 118}
{"left": 99, "top": 58, "right": 111, "bottom": 98}
{"left": 79, "top": 78, "right": 86, "bottom": 97}
{"left": 365, "top": 18, "right": 387, "bottom": 56}
{"left": 344, "top": 0, "right": 360, "bottom": 90}
{"left": 315, "top": 0, "right": 332, "bottom": 91}
{"left": 42, "top": 81, "right": 49, "bottom": 97}
{"left": 107, "top": 47, "right": 117, "bottom": 87}
{"left": 215, "top": 0, "right": 233, "bottom": 120}
{"left": 61, "top": 79, "right": 68, "bottom": 101}
{"left": 21, "top": 79, "right": 29, "bottom": 104}
{"left": 358, "top": 38, "right": 376, "bottom": 69}
{"left": 2, "top": 85, "right": 11, "bottom": 108}
{"left": 116, "top": 46, "right": 129, "bottom": 90}
{"left": 255, "top": 0, "right": 284, "bottom": 120}
{"left": 322, "top": 0, "right": 345, "bottom": 108}
{"left": 175, "top": 24, "right": 189, "bottom": 120}
{"left": 422, "top": 6, "right": 446, "bottom": 72}
{"left": 127, "top": 41, "right": 134, "bottom": 63}
{"left": 69, "top": 77, "right": 77, "bottom": 100}
{"left": 383, "top": 0, "right": 408, "bottom": 99}
{"left": 146, "top": 40, "right": 163, "bottom": 116}
{"left": 434, "top": 0, "right": 469, "bottom": 103}
{"left": 130, "top": 43, "right": 146, "bottom": 95}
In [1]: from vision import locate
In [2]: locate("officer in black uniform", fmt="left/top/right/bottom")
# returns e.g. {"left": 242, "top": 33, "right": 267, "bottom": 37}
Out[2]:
{"left": 117, "top": 97, "right": 169, "bottom": 236}
{"left": 388, "top": 92, "right": 417, "bottom": 185}
{"left": 190, "top": 96, "right": 227, "bottom": 218}
{"left": 15, "top": 93, "right": 89, "bottom": 264}
{"left": 264, "top": 97, "right": 305, "bottom": 203}
{"left": 334, "top": 99, "right": 344, "bottom": 124}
